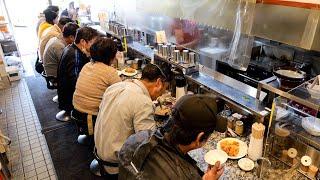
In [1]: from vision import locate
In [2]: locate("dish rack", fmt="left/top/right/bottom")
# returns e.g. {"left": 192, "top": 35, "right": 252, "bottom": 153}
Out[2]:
{"left": 261, "top": 79, "right": 320, "bottom": 179}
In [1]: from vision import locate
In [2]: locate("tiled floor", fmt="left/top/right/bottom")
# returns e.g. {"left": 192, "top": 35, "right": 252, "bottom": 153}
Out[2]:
{"left": 0, "top": 79, "right": 57, "bottom": 180}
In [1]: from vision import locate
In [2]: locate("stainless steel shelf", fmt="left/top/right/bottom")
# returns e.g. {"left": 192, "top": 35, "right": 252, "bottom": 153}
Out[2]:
{"left": 187, "top": 72, "right": 268, "bottom": 118}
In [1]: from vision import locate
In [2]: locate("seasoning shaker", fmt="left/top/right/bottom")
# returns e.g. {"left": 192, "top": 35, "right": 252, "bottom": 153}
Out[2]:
{"left": 227, "top": 116, "right": 235, "bottom": 130}
{"left": 235, "top": 121, "right": 244, "bottom": 135}
{"left": 157, "top": 44, "right": 163, "bottom": 55}
{"left": 170, "top": 45, "right": 176, "bottom": 58}
{"left": 162, "top": 45, "right": 168, "bottom": 58}
{"left": 182, "top": 50, "right": 189, "bottom": 63}
{"left": 173, "top": 50, "right": 180, "bottom": 63}
{"left": 189, "top": 52, "right": 196, "bottom": 65}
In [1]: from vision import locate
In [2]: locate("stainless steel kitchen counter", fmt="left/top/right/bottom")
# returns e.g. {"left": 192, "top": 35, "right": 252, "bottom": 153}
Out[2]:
{"left": 186, "top": 72, "right": 268, "bottom": 118}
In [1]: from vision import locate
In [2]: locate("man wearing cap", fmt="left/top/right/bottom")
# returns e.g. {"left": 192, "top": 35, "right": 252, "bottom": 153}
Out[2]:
{"left": 118, "top": 94, "right": 227, "bottom": 180}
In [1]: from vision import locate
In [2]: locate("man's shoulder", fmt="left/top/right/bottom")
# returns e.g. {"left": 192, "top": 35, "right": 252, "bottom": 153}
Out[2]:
{"left": 47, "top": 38, "right": 64, "bottom": 49}
{"left": 61, "top": 45, "right": 76, "bottom": 58}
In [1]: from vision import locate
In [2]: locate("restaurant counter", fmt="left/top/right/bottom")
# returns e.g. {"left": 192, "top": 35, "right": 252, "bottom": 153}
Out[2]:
{"left": 188, "top": 132, "right": 308, "bottom": 180}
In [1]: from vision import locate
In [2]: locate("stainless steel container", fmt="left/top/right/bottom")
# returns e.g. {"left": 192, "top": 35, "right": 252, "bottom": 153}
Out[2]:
{"left": 114, "top": 25, "right": 119, "bottom": 35}
{"left": 182, "top": 50, "right": 189, "bottom": 63}
{"left": 173, "top": 50, "right": 180, "bottom": 63}
{"left": 108, "top": 23, "right": 113, "bottom": 32}
{"left": 162, "top": 45, "right": 168, "bottom": 58}
{"left": 169, "top": 45, "right": 176, "bottom": 58}
{"left": 157, "top": 44, "right": 163, "bottom": 55}
{"left": 166, "top": 43, "right": 171, "bottom": 56}
{"left": 189, "top": 52, "right": 196, "bottom": 65}
{"left": 120, "top": 27, "right": 127, "bottom": 36}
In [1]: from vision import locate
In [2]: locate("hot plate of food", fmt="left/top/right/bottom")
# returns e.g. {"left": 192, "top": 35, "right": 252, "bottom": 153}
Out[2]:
{"left": 121, "top": 67, "right": 138, "bottom": 76}
{"left": 217, "top": 138, "right": 248, "bottom": 159}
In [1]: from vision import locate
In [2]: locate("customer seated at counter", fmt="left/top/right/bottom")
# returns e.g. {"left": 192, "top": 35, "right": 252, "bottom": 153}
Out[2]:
{"left": 94, "top": 63, "right": 173, "bottom": 178}
{"left": 43, "top": 22, "right": 79, "bottom": 78}
{"left": 36, "top": 5, "right": 59, "bottom": 36}
{"left": 38, "top": 8, "right": 59, "bottom": 39}
{"left": 39, "top": 17, "right": 73, "bottom": 61}
{"left": 57, "top": 27, "right": 99, "bottom": 120}
{"left": 119, "top": 95, "right": 227, "bottom": 180}
{"left": 72, "top": 37, "right": 121, "bottom": 131}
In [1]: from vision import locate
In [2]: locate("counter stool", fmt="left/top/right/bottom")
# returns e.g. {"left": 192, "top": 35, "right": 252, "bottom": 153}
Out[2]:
{"left": 90, "top": 147, "right": 118, "bottom": 178}
{"left": 71, "top": 110, "right": 94, "bottom": 145}
{"left": 56, "top": 110, "right": 71, "bottom": 122}
{"left": 41, "top": 71, "right": 70, "bottom": 122}
{"left": 41, "top": 71, "right": 59, "bottom": 103}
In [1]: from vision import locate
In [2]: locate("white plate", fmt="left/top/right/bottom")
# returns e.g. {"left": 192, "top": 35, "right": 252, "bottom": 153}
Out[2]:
{"left": 238, "top": 158, "right": 254, "bottom": 171}
{"left": 204, "top": 149, "right": 228, "bottom": 166}
{"left": 217, "top": 138, "right": 248, "bottom": 159}
{"left": 121, "top": 69, "right": 138, "bottom": 77}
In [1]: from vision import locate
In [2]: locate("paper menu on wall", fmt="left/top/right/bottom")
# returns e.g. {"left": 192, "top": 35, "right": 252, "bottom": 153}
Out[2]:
{"left": 156, "top": 31, "right": 167, "bottom": 44}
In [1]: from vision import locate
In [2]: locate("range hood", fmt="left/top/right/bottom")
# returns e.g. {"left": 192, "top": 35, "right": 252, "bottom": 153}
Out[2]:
{"left": 135, "top": 0, "right": 320, "bottom": 52}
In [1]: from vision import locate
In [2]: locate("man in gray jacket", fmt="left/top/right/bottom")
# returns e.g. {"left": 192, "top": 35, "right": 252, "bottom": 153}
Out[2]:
{"left": 118, "top": 95, "right": 227, "bottom": 180}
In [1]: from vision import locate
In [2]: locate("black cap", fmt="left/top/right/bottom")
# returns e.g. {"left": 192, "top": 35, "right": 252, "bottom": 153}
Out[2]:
{"left": 172, "top": 95, "right": 227, "bottom": 133}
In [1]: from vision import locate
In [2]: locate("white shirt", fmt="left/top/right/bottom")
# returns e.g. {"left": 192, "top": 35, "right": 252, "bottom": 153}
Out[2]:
{"left": 94, "top": 79, "right": 156, "bottom": 174}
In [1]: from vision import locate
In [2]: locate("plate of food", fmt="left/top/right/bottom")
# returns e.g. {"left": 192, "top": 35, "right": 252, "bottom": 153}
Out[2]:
{"left": 154, "top": 106, "right": 171, "bottom": 121}
{"left": 122, "top": 67, "right": 138, "bottom": 76}
{"left": 204, "top": 149, "right": 228, "bottom": 166}
{"left": 217, "top": 138, "right": 248, "bottom": 159}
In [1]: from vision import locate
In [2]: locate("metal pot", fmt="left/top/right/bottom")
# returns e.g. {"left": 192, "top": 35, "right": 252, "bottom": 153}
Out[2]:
{"left": 273, "top": 66, "right": 306, "bottom": 90}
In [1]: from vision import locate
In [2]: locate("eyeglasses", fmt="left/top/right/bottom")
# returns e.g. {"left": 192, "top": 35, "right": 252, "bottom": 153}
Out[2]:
{"left": 153, "top": 64, "right": 168, "bottom": 82}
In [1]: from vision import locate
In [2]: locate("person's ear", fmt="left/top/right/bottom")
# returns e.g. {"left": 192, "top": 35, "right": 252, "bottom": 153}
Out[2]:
{"left": 156, "top": 78, "right": 162, "bottom": 88}
{"left": 196, "top": 132, "right": 205, "bottom": 147}
{"left": 80, "top": 39, "right": 87, "bottom": 46}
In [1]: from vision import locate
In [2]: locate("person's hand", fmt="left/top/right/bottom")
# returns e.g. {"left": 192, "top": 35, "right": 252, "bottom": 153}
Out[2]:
{"left": 202, "top": 161, "right": 224, "bottom": 180}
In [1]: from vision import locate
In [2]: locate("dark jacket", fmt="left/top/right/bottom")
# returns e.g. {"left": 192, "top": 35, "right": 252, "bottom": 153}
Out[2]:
{"left": 118, "top": 130, "right": 203, "bottom": 180}
{"left": 57, "top": 43, "right": 90, "bottom": 111}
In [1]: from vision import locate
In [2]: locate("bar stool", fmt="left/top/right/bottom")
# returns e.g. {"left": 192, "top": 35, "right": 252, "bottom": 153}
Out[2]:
{"left": 41, "top": 71, "right": 70, "bottom": 122}
{"left": 41, "top": 71, "right": 59, "bottom": 103}
{"left": 70, "top": 110, "right": 94, "bottom": 145}
{"left": 55, "top": 110, "right": 71, "bottom": 122}
{"left": 90, "top": 147, "right": 118, "bottom": 177}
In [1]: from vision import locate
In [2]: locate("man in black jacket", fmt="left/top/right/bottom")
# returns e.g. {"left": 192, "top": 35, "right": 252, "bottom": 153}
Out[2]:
{"left": 56, "top": 27, "right": 98, "bottom": 121}
{"left": 118, "top": 95, "right": 227, "bottom": 180}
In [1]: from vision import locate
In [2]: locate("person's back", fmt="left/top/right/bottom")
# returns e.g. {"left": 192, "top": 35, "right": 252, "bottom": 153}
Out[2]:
{"left": 38, "top": 8, "right": 58, "bottom": 39}
{"left": 39, "top": 17, "right": 73, "bottom": 60}
{"left": 43, "top": 36, "right": 65, "bottom": 77}
{"left": 119, "top": 95, "right": 227, "bottom": 180}
{"left": 94, "top": 63, "right": 173, "bottom": 177}
{"left": 119, "top": 130, "right": 203, "bottom": 180}
{"left": 57, "top": 27, "right": 98, "bottom": 113}
{"left": 73, "top": 37, "right": 121, "bottom": 115}
{"left": 94, "top": 80, "right": 156, "bottom": 169}
{"left": 43, "top": 22, "right": 79, "bottom": 78}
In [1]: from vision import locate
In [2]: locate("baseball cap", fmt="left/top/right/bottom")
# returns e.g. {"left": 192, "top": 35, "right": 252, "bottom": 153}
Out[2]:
{"left": 171, "top": 95, "right": 227, "bottom": 133}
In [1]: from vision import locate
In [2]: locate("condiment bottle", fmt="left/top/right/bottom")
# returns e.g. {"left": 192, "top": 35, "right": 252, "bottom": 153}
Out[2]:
{"left": 227, "top": 116, "right": 235, "bottom": 130}
{"left": 281, "top": 150, "right": 288, "bottom": 162}
{"left": 235, "top": 121, "right": 243, "bottom": 135}
{"left": 248, "top": 123, "right": 265, "bottom": 161}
